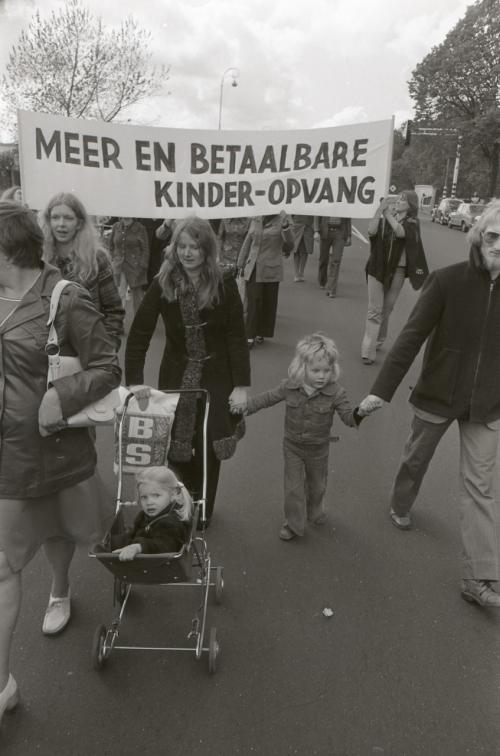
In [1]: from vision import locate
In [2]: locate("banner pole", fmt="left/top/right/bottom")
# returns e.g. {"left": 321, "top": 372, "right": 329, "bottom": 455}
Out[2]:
{"left": 385, "top": 114, "right": 395, "bottom": 198}
{"left": 16, "top": 110, "right": 27, "bottom": 204}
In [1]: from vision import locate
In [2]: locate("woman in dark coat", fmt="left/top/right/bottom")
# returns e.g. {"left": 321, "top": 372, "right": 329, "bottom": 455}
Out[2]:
{"left": 125, "top": 216, "right": 250, "bottom": 525}
{"left": 361, "top": 189, "right": 429, "bottom": 364}
{"left": 237, "top": 213, "right": 295, "bottom": 347}
{"left": 0, "top": 201, "right": 121, "bottom": 721}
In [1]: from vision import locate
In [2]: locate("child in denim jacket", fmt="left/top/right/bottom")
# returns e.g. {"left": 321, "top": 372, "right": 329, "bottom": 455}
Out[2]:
{"left": 242, "top": 333, "right": 367, "bottom": 540}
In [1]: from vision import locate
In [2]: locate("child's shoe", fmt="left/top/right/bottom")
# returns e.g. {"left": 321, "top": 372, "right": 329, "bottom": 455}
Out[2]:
{"left": 279, "top": 524, "right": 296, "bottom": 541}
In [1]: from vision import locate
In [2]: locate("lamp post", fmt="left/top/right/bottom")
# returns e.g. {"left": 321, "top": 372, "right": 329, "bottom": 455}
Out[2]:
{"left": 218, "top": 67, "right": 239, "bottom": 130}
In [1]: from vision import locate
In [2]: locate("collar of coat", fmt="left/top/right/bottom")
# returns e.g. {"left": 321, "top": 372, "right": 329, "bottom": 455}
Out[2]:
{"left": 285, "top": 378, "right": 338, "bottom": 397}
{"left": 0, "top": 263, "right": 71, "bottom": 335}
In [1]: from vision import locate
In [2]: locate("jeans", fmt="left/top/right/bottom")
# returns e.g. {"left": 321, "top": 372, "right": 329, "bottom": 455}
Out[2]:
{"left": 390, "top": 413, "right": 500, "bottom": 580}
{"left": 361, "top": 269, "right": 406, "bottom": 361}
{"left": 318, "top": 232, "right": 346, "bottom": 292}
{"left": 283, "top": 438, "right": 330, "bottom": 535}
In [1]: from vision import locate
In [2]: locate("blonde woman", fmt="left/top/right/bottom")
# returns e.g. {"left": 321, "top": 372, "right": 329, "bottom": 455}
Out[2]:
{"left": 125, "top": 216, "right": 250, "bottom": 525}
{"left": 40, "top": 193, "right": 124, "bottom": 348}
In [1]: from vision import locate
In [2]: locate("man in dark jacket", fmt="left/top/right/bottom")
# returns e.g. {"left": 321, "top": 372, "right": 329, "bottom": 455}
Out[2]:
{"left": 360, "top": 199, "right": 500, "bottom": 608}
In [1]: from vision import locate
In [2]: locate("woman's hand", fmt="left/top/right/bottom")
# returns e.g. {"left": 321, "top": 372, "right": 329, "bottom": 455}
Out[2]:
{"left": 38, "top": 387, "right": 65, "bottom": 436}
{"left": 229, "top": 386, "right": 247, "bottom": 414}
{"left": 113, "top": 543, "right": 142, "bottom": 561}
{"left": 129, "top": 384, "right": 154, "bottom": 411}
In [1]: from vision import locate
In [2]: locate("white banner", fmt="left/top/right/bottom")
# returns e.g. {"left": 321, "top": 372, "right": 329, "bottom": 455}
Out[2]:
{"left": 18, "top": 110, "right": 394, "bottom": 219}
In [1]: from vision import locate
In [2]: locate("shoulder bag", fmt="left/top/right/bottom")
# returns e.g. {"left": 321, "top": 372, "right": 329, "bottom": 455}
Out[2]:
{"left": 46, "top": 279, "right": 128, "bottom": 427}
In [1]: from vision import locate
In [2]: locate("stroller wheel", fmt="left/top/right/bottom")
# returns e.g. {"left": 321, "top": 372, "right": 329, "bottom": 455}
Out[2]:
{"left": 208, "top": 626, "right": 219, "bottom": 674}
{"left": 91, "top": 624, "right": 108, "bottom": 670}
{"left": 215, "top": 566, "right": 224, "bottom": 604}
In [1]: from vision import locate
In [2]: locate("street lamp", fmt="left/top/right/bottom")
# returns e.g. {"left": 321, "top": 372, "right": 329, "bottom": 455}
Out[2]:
{"left": 218, "top": 67, "right": 239, "bottom": 130}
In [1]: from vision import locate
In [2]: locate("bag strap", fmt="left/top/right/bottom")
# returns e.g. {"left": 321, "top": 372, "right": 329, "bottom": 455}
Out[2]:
{"left": 46, "top": 279, "right": 73, "bottom": 352}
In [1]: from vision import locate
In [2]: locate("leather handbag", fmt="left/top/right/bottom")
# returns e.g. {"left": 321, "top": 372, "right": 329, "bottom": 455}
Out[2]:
{"left": 46, "top": 279, "right": 127, "bottom": 427}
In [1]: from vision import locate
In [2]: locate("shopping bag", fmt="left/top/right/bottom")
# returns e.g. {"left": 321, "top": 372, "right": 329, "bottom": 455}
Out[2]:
{"left": 114, "top": 390, "right": 180, "bottom": 474}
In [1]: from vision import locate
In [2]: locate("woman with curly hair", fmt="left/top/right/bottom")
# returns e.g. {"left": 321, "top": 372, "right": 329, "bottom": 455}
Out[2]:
{"left": 125, "top": 216, "right": 250, "bottom": 525}
{"left": 40, "top": 192, "right": 124, "bottom": 348}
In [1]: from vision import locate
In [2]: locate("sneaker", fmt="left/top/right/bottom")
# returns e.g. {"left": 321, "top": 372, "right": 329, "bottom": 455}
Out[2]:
{"left": 279, "top": 524, "right": 296, "bottom": 541}
{"left": 461, "top": 579, "right": 500, "bottom": 608}
{"left": 389, "top": 508, "right": 412, "bottom": 530}
{"left": 42, "top": 591, "right": 71, "bottom": 635}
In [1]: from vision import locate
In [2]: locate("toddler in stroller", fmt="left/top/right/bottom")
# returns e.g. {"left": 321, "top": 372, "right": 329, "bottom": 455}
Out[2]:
{"left": 107, "top": 466, "right": 194, "bottom": 560}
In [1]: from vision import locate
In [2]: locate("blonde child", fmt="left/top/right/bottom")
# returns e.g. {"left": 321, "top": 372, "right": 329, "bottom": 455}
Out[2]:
{"left": 111, "top": 467, "right": 193, "bottom": 560}
{"left": 243, "top": 333, "right": 367, "bottom": 540}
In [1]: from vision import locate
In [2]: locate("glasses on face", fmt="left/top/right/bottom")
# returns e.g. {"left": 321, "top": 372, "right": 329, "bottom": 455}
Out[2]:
{"left": 481, "top": 231, "right": 500, "bottom": 246}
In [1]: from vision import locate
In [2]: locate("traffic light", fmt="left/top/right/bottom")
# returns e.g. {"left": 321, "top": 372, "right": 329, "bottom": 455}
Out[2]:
{"left": 403, "top": 120, "right": 412, "bottom": 146}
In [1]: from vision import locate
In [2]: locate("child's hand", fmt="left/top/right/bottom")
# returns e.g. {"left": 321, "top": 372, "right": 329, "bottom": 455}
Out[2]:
{"left": 229, "top": 386, "right": 247, "bottom": 414}
{"left": 358, "top": 395, "right": 385, "bottom": 416}
{"left": 113, "top": 543, "right": 142, "bottom": 561}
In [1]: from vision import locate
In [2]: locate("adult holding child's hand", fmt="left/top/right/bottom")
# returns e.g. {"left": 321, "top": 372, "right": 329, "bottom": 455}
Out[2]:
{"left": 125, "top": 216, "right": 250, "bottom": 526}
{"left": 360, "top": 199, "right": 500, "bottom": 608}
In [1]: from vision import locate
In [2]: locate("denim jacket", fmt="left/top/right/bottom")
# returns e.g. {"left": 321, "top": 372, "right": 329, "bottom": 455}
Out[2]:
{"left": 246, "top": 378, "right": 361, "bottom": 446}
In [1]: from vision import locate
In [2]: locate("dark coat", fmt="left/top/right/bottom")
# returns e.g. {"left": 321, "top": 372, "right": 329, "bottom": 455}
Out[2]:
{"left": 54, "top": 249, "right": 124, "bottom": 348}
{"left": 0, "top": 264, "right": 121, "bottom": 498}
{"left": 365, "top": 216, "right": 428, "bottom": 291}
{"left": 125, "top": 273, "right": 251, "bottom": 459}
{"left": 111, "top": 508, "right": 190, "bottom": 554}
{"left": 370, "top": 245, "right": 500, "bottom": 423}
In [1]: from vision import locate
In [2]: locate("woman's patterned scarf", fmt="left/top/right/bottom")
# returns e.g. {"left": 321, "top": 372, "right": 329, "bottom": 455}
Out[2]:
{"left": 168, "top": 267, "right": 207, "bottom": 462}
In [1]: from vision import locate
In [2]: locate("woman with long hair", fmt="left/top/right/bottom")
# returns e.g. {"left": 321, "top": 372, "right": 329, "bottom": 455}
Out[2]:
{"left": 40, "top": 192, "right": 124, "bottom": 348}
{"left": 360, "top": 189, "right": 429, "bottom": 365}
{"left": 125, "top": 216, "right": 250, "bottom": 525}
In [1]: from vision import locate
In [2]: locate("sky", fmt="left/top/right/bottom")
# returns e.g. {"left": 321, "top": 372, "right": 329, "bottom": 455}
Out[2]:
{"left": 0, "top": 0, "right": 472, "bottom": 141}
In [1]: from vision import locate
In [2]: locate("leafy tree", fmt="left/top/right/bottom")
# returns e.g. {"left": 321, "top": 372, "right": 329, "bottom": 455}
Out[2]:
{"left": 408, "top": 0, "right": 500, "bottom": 198}
{"left": 1, "top": 0, "right": 168, "bottom": 137}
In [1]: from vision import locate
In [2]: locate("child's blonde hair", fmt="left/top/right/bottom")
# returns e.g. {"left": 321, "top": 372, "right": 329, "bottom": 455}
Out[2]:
{"left": 135, "top": 466, "right": 193, "bottom": 522}
{"left": 288, "top": 332, "right": 340, "bottom": 383}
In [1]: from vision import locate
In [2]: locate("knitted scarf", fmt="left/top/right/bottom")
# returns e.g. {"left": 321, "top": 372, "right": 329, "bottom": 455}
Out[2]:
{"left": 168, "top": 267, "right": 207, "bottom": 462}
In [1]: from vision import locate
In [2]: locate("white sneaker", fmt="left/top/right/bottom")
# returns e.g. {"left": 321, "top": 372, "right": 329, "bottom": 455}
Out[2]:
{"left": 42, "top": 591, "right": 71, "bottom": 635}
{"left": 0, "top": 674, "right": 19, "bottom": 725}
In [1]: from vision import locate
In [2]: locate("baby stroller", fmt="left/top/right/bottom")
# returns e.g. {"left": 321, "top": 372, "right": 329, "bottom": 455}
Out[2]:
{"left": 89, "top": 389, "right": 223, "bottom": 674}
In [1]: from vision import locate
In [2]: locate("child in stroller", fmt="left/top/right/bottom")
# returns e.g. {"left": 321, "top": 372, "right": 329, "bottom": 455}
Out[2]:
{"left": 110, "top": 466, "right": 193, "bottom": 560}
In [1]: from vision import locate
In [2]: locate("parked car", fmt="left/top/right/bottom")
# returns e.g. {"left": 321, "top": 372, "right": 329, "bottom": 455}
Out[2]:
{"left": 431, "top": 198, "right": 462, "bottom": 225}
{"left": 447, "top": 202, "right": 486, "bottom": 232}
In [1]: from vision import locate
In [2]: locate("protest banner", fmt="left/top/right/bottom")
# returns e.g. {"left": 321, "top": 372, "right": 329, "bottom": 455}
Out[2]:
{"left": 18, "top": 110, "right": 394, "bottom": 218}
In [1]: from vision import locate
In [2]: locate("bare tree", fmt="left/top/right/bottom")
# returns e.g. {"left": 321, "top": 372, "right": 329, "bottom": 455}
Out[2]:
{"left": 1, "top": 0, "right": 168, "bottom": 136}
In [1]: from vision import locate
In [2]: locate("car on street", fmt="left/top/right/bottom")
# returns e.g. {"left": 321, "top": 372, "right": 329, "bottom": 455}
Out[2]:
{"left": 447, "top": 202, "right": 487, "bottom": 232}
{"left": 431, "top": 198, "right": 462, "bottom": 225}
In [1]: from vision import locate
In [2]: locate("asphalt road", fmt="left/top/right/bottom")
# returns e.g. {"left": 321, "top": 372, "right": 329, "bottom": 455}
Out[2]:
{"left": 2, "top": 214, "right": 500, "bottom": 756}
